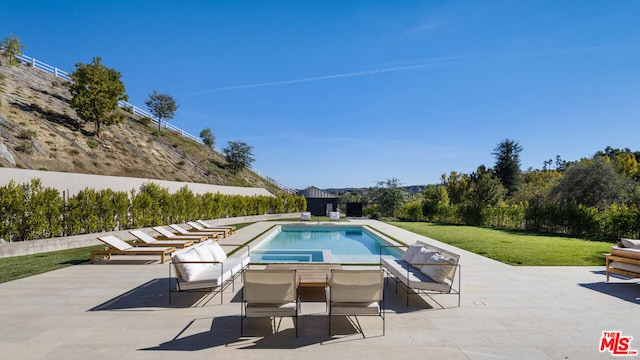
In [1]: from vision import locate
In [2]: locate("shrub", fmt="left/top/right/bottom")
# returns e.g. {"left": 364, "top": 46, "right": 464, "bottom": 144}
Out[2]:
{"left": 86, "top": 140, "right": 98, "bottom": 149}
{"left": 18, "top": 129, "right": 36, "bottom": 140}
{"left": 14, "top": 141, "right": 34, "bottom": 154}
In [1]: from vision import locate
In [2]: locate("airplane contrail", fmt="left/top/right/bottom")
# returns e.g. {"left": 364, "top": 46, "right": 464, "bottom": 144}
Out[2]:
{"left": 188, "top": 56, "right": 466, "bottom": 95}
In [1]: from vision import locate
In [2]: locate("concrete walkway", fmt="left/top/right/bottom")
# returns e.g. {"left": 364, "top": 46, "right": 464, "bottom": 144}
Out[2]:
{"left": 0, "top": 220, "right": 638, "bottom": 359}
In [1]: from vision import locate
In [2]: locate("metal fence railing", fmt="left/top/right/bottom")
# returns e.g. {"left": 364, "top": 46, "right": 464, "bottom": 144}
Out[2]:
{"left": 12, "top": 53, "right": 296, "bottom": 194}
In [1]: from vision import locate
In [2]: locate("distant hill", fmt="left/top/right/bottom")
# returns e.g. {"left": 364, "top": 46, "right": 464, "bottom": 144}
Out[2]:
{"left": 325, "top": 185, "right": 426, "bottom": 196}
{"left": 0, "top": 61, "right": 282, "bottom": 193}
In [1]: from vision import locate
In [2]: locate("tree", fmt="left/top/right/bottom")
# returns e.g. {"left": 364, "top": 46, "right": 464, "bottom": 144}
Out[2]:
{"left": 200, "top": 127, "right": 215, "bottom": 149}
{"left": 145, "top": 90, "right": 178, "bottom": 133}
{"left": 492, "top": 139, "right": 523, "bottom": 196}
{"left": 440, "top": 171, "right": 470, "bottom": 205}
{"left": 69, "top": 57, "right": 128, "bottom": 136}
{"left": 551, "top": 157, "right": 628, "bottom": 209}
{"left": 1, "top": 35, "right": 25, "bottom": 66}
{"left": 468, "top": 166, "right": 507, "bottom": 207}
{"left": 223, "top": 141, "right": 255, "bottom": 174}
{"left": 369, "top": 178, "right": 407, "bottom": 217}
{"left": 422, "top": 184, "right": 450, "bottom": 221}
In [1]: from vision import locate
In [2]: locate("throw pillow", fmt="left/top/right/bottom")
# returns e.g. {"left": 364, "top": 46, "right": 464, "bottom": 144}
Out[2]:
{"left": 409, "top": 248, "right": 438, "bottom": 269}
{"left": 621, "top": 238, "right": 640, "bottom": 249}
{"left": 420, "top": 253, "right": 455, "bottom": 283}
{"left": 194, "top": 246, "right": 215, "bottom": 263}
{"left": 402, "top": 244, "right": 424, "bottom": 263}
{"left": 208, "top": 242, "right": 228, "bottom": 261}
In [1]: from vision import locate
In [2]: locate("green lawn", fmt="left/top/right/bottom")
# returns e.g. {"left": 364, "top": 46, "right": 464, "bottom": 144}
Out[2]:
{"left": 0, "top": 244, "right": 105, "bottom": 284}
{"left": 387, "top": 221, "right": 613, "bottom": 266}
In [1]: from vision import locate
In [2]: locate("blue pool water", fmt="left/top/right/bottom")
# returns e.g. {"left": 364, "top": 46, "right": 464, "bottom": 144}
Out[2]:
{"left": 250, "top": 225, "right": 401, "bottom": 263}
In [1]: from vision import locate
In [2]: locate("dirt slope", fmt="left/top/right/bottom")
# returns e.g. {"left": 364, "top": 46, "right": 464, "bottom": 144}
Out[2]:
{"left": 0, "top": 61, "right": 280, "bottom": 192}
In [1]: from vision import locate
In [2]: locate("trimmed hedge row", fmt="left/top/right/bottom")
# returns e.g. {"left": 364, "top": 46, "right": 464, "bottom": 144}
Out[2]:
{"left": 0, "top": 179, "right": 306, "bottom": 241}
{"left": 421, "top": 202, "right": 640, "bottom": 241}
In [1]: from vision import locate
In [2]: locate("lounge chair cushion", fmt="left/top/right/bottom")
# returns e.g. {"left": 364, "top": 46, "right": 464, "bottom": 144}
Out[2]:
{"left": 173, "top": 249, "right": 206, "bottom": 282}
{"left": 245, "top": 302, "right": 297, "bottom": 317}
{"left": 409, "top": 248, "right": 438, "bottom": 269}
{"left": 420, "top": 253, "right": 456, "bottom": 283}
{"left": 621, "top": 238, "right": 640, "bottom": 249}
{"left": 330, "top": 302, "right": 380, "bottom": 315}
{"left": 609, "top": 260, "right": 640, "bottom": 274}
{"left": 401, "top": 244, "right": 424, "bottom": 263}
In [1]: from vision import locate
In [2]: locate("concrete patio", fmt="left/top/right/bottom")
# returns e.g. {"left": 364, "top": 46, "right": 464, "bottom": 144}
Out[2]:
{"left": 0, "top": 220, "right": 638, "bottom": 359}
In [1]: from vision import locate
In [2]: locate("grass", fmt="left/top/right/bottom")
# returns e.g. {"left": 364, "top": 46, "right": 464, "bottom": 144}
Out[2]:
{"left": 387, "top": 221, "right": 613, "bottom": 266}
{"left": 0, "top": 244, "right": 105, "bottom": 284}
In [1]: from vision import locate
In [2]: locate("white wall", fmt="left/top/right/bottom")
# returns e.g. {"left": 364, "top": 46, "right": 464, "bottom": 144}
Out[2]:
{"left": 0, "top": 168, "right": 273, "bottom": 197}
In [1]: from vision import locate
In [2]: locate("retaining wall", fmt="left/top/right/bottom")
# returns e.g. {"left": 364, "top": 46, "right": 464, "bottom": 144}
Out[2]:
{"left": 0, "top": 168, "right": 274, "bottom": 197}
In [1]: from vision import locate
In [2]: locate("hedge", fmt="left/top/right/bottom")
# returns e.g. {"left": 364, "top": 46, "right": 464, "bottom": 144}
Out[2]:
{"left": 0, "top": 179, "right": 306, "bottom": 242}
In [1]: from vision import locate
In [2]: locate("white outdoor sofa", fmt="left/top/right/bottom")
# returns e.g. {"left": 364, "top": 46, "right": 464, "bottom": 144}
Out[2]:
{"left": 381, "top": 240, "right": 461, "bottom": 307}
{"left": 169, "top": 239, "right": 250, "bottom": 304}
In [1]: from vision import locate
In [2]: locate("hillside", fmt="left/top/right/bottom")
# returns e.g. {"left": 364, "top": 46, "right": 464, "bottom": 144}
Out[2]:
{"left": 0, "top": 61, "right": 282, "bottom": 193}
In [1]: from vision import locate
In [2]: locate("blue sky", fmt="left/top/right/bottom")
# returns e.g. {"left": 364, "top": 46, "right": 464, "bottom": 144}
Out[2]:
{"left": 4, "top": 1, "right": 640, "bottom": 189}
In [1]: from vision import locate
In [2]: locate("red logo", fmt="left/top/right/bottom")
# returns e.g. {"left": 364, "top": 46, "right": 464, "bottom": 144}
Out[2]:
{"left": 600, "top": 331, "right": 638, "bottom": 356}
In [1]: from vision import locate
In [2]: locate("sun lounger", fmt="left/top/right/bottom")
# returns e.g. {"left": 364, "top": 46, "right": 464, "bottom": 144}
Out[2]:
{"left": 129, "top": 230, "right": 194, "bottom": 248}
{"left": 186, "top": 222, "right": 232, "bottom": 238}
{"left": 152, "top": 226, "right": 211, "bottom": 242}
{"left": 196, "top": 220, "right": 237, "bottom": 234}
{"left": 169, "top": 224, "right": 225, "bottom": 238}
{"left": 91, "top": 236, "right": 175, "bottom": 264}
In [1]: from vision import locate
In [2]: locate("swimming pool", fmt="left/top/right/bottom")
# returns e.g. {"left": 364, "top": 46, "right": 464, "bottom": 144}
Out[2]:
{"left": 250, "top": 225, "right": 402, "bottom": 263}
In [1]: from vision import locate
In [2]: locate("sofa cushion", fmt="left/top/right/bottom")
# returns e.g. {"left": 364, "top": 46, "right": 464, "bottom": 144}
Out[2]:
{"left": 420, "top": 253, "right": 455, "bottom": 283}
{"left": 173, "top": 249, "right": 206, "bottom": 282}
{"left": 401, "top": 244, "right": 424, "bottom": 263}
{"left": 409, "top": 248, "right": 438, "bottom": 269}
{"left": 204, "top": 242, "right": 228, "bottom": 261}
{"left": 621, "top": 238, "right": 640, "bottom": 249}
{"left": 194, "top": 246, "right": 215, "bottom": 263}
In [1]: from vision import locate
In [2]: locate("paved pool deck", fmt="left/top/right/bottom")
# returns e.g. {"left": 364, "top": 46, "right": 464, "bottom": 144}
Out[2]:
{"left": 0, "top": 220, "right": 638, "bottom": 359}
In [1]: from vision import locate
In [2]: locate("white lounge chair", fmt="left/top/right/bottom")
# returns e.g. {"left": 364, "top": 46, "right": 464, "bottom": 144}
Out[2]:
{"left": 241, "top": 269, "right": 299, "bottom": 337}
{"left": 196, "top": 220, "right": 237, "bottom": 234}
{"left": 168, "top": 224, "right": 222, "bottom": 239}
{"left": 129, "top": 230, "right": 194, "bottom": 248}
{"left": 300, "top": 212, "right": 311, "bottom": 221}
{"left": 152, "top": 226, "right": 209, "bottom": 242}
{"left": 329, "top": 211, "right": 340, "bottom": 221}
{"left": 92, "top": 236, "right": 175, "bottom": 264}
{"left": 329, "top": 269, "right": 384, "bottom": 337}
{"left": 186, "top": 221, "right": 231, "bottom": 238}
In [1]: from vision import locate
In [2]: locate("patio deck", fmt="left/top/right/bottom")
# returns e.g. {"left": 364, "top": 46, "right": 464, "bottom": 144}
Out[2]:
{"left": 0, "top": 220, "right": 638, "bottom": 359}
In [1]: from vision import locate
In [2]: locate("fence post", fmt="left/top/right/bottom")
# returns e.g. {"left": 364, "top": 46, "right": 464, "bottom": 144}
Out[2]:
{"left": 31, "top": 58, "right": 36, "bottom": 67}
